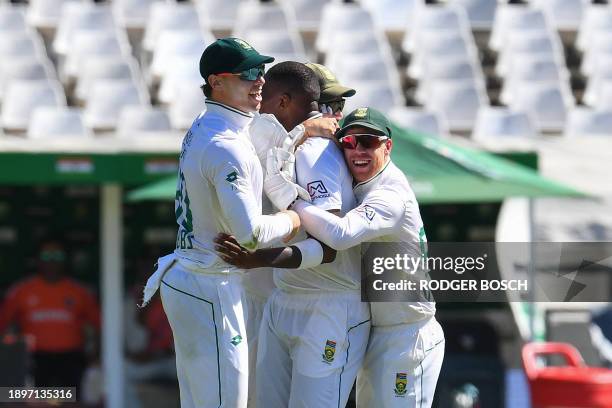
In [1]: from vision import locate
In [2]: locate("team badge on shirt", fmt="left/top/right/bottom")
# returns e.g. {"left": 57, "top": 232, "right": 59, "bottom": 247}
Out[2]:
{"left": 356, "top": 204, "right": 376, "bottom": 222}
{"left": 322, "top": 340, "right": 336, "bottom": 364}
{"left": 394, "top": 373, "right": 407, "bottom": 396}
{"left": 307, "top": 180, "right": 330, "bottom": 200}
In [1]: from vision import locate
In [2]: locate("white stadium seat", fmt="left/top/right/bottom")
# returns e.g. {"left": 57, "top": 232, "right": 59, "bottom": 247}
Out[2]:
{"left": 27, "top": 107, "right": 92, "bottom": 139}
{"left": 232, "top": 1, "right": 297, "bottom": 38}
{"left": 0, "top": 30, "right": 47, "bottom": 59}
{"left": 157, "top": 57, "right": 202, "bottom": 105}
{"left": 576, "top": 4, "right": 612, "bottom": 52}
{"left": 112, "top": 0, "right": 163, "bottom": 31}
{"left": 63, "top": 29, "right": 131, "bottom": 81}
{"left": 508, "top": 82, "right": 572, "bottom": 132}
{"left": 53, "top": 3, "right": 117, "bottom": 56}
{"left": 84, "top": 79, "right": 150, "bottom": 131}
{"left": 580, "top": 34, "right": 612, "bottom": 77}
{"left": 489, "top": 5, "right": 550, "bottom": 52}
{"left": 343, "top": 81, "right": 405, "bottom": 114}
{"left": 496, "top": 31, "right": 564, "bottom": 77}
{"left": 27, "top": 0, "right": 79, "bottom": 30}
{"left": 425, "top": 80, "right": 489, "bottom": 132}
{"left": 193, "top": 0, "right": 244, "bottom": 32}
{"left": 583, "top": 67, "right": 612, "bottom": 108}
{"left": 0, "top": 58, "right": 56, "bottom": 100}
{"left": 361, "top": 0, "right": 423, "bottom": 33}
{"left": 389, "top": 106, "right": 450, "bottom": 138}
{"left": 168, "top": 82, "right": 206, "bottom": 131}
{"left": 472, "top": 107, "right": 538, "bottom": 140}
{"left": 449, "top": 0, "right": 497, "bottom": 30}
{"left": 1, "top": 79, "right": 67, "bottom": 132}
{"left": 533, "top": 0, "right": 584, "bottom": 31}
{"left": 0, "top": 4, "right": 27, "bottom": 32}
{"left": 143, "top": 2, "right": 206, "bottom": 52}
{"left": 75, "top": 56, "right": 141, "bottom": 104}
{"left": 150, "top": 30, "right": 212, "bottom": 83}
{"left": 564, "top": 108, "right": 612, "bottom": 137}
{"left": 242, "top": 29, "right": 306, "bottom": 59}
{"left": 408, "top": 31, "right": 478, "bottom": 79}
{"left": 402, "top": 4, "right": 471, "bottom": 54}
{"left": 117, "top": 106, "right": 172, "bottom": 135}
{"left": 316, "top": 2, "right": 376, "bottom": 55}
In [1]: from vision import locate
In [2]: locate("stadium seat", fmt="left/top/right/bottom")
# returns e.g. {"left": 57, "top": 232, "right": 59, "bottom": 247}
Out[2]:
{"left": 326, "top": 30, "right": 387, "bottom": 59}
{"left": 27, "top": 106, "right": 92, "bottom": 139}
{"left": 142, "top": 2, "right": 206, "bottom": 53}
{"left": 232, "top": 1, "right": 297, "bottom": 38}
{"left": 417, "top": 77, "right": 486, "bottom": 106}
{"left": 343, "top": 81, "right": 405, "bottom": 114}
{"left": 26, "top": 0, "right": 79, "bottom": 31}
{"left": 0, "top": 4, "right": 27, "bottom": 32}
{"left": 564, "top": 108, "right": 612, "bottom": 137}
{"left": 283, "top": 0, "right": 330, "bottom": 32}
{"left": 449, "top": 0, "right": 497, "bottom": 31}
{"left": 53, "top": 3, "right": 117, "bottom": 56}
{"left": 532, "top": 0, "right": 584, "bottom": 32}
{"left": 316, "top": 2, "right": 376, "bottom": 55}
{"left": 425, "top": 80, "right": 489, "bottom": 132}
{"left": 408, "top": 31, "right": 478, "bottom": 79}
{"left": 240, "top": 29, "right": 306, "bottom": 60}
{"left": 508, "top": 82, "right": 572, "bottom": 132}
{"left": 489, "top": 5, "right": 551, "bottom": 52}
{"left": 168, "top": 82, "right": 206, "bottom": 131}
{"left": 388, "top": 106, "right": 450, "bottom": 138}
{"left": 328, "top": 53, "right": 396, "bottom": 85}
{"left": 112, "top": 0, "right": 163, "bottom": 31}
{"left": 402, "top": 4, "right": 471, "bottom": 54}
{"left": 83, "top": 80, "right": 150, "bottom": 131}
{"left": 580, "top": 34, "right": 612, "bottom": 77}
{"left": 193, "top": 0, "right": 243, "bottom": 32}
{"left": 472, "top": 107, "right": 538, "bottom": 140}
{"left": 576, "top": 4, "right": 612, "bottom": 52}
{"left": 75, "top": 56, "right": 141, "bottom": 105}
{"left": 361, "top": 0, "right": 423, "bottom": 33}
{"left": 117, "top": 106, "right": 172, "bottom": 135}
{"left": 496, "top": 31, "right": 564, "bottom": 77}
{"left": 500, "top": 58, "right": 569, "bottom": 105}
{"left": 0, "top": 58, "right": 56, "bottom": 100}
{"left": 157, "top": 58, "right": 202, "bottom": 105}
{"left": 591, "top": 81, "right": 612, "bottom": 111}
{"left": 1, "top": 79, "right": 67, "bottom": 132}
{"left": 63, "top": 29, "right": 132, "bottom": 82}
{"left": 583, "top": 67, "right": 612, "bottom": 107}
{"left": 0, "top": 30, "right": 47, "bottom": 60}
{"left": 417, "top": 56, "right": 483, "bottom": 82}
{"left": 149, "top": 30, "right": 212, "bottom": 84}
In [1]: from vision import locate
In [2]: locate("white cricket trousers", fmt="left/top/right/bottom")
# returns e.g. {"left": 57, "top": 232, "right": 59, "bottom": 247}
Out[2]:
{"left": 256, "top": 290, "right": 371, "bottom": 408}
{"left": 160, "top": 262, "right": 249, "bottom": 408}
{"left": 243, "top": 290, "right": 267, "bottom": 408}
{"left": 356, "top": 316, "right": 445, "bottom": 408}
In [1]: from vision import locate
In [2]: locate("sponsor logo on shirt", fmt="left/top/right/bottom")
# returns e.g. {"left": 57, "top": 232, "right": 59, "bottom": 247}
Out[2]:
{"left": 322, "top": 339, "right": 336, "bottom": 364}
{"left": 231, "top": 335, "right": 242, "bottom": 346}
{"left": 394, "top": 372, "right": 407, "bottom": 396}
{"left": 225, "top": 171, "right": 238, "bottom": 183}
{"left": 356, "top": 204, "right": 376, "bottom": 222}
{"left": 307, "top": 180, "right": 330, "bottom": 200}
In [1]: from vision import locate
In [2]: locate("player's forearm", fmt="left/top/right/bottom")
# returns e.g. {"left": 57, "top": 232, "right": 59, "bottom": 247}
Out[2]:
{"left": 293, "top": 201, "right": 361, "bottom": 251}
{"left": 252, "top": 238, "right": 336, "bottom": 269}
{"left": 244, "top": 211, "right": 298, "bottom": 250}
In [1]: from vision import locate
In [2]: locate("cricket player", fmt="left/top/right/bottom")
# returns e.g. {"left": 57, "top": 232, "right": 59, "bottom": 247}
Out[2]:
{"left": 241, "top": 61, "right": 329, "bottom": 408}
{"left": 292, "top": 108, "right": 445, "bottom": 408}
{"left": 217, "top": 65, "right": 371, "bottom": 408}
{"left": 142, "top": 38, "right": 301, "bottom": 408}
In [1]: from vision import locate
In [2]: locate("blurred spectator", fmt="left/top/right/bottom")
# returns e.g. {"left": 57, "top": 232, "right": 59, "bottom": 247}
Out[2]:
{"left": 0, "top": 239, "right": 100, "bottom": 388}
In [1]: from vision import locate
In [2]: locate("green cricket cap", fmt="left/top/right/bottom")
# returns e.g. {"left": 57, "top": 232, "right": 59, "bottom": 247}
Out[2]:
{"left": 337, "top": 107, "right": 392, "bottom": 139}
{"left": 305, "top": 62, "right": 356, "bottom": 103}
{"left": 200, "top": 37, "right": 274, "bottom": 82}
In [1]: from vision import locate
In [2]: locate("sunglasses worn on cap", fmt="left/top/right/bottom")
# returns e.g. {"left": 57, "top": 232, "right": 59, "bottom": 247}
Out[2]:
{"left": 40, "top": 250, "right": 66, "bottom": 263}
{"left": 326, "top": 99, "right": 345, "bottom": 114}
{"left": 339, "top": 134, "right": 389, "bottom": 150}
{"left": 217, "top": 65, "right": 265, "bottom": 81}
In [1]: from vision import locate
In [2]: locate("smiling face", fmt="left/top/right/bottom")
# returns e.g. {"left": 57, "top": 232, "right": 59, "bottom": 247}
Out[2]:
{"left": 342, "top": 126, "right": 392, "bottom": 183}
{"left": 208, "top": 73, "right": 265, "bottom": 113}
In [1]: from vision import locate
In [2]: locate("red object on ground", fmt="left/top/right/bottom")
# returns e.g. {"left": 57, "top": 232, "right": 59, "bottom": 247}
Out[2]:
{"left": 522, "top": 342, "right": 612, "bottom": 408}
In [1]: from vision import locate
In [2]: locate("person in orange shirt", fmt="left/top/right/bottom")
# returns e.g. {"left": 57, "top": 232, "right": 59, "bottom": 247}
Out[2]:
{"left": 0, "top": 239, "right": 100, "bottom": 388}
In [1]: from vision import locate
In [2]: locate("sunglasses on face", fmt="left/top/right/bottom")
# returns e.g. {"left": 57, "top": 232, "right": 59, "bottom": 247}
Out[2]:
{"left": 339, "top": 134, "right": 389, "bottom": 150}
{"left": 217, "top": 65, "right": 265, "bottom": 81}
{"left": 40, "top": 250, "right": 66, "bottom": 263}
{"left": 325, "top": 99, "right": 345, "bottom": 114}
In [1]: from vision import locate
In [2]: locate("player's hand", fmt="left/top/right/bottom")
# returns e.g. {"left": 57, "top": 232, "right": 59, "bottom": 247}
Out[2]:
{"left": 264, "top": 148, "right": 311, "bottom": 210}
{"left": 214, "top": 233, "right": 262, "bottom": 269}
{"left": 303, "top": 117, "right": 339, "bottom": 139}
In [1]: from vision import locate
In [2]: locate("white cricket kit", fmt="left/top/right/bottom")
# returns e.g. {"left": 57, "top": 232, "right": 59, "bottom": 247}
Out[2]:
{"left": 257, "top": 137, "right": 371, "bottom": 408}
{"left": 294, "top": 161, "right": 445, "bottom": 408}
{"left": 158, "top": 101, "right": 295, "bottom": 408}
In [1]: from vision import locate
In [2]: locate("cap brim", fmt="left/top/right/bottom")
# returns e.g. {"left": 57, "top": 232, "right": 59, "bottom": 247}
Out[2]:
{"left": 320, "top": 84, "right": 356, "bottom": 102}
{"left": 337, "top": 121, "right": 389, "bottom": 139}
{"left": 234, "top": 54, "right": 275, "bottom": 72}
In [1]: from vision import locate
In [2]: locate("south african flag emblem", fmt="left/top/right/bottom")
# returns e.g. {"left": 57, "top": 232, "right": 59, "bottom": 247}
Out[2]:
{"left": 394, "top": 372, "right": 407, "bottom": 396}
{"left": 322, "top": 340, "right": 336, "bottom": 364}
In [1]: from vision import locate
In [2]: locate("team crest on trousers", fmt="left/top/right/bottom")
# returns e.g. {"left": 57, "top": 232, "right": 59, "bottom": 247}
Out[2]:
{"left": 394, "top": 373, "right": 407, "bottom": 396}
{"left": 322, "top": 340, "right": 336, "bottom": 364}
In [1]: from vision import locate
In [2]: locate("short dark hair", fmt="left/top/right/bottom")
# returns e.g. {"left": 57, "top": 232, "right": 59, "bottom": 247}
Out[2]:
{"left": 264, "top": 61, "right": 320, "bottom": 103}
{"left": 200, "top": 83, "right": 212, "bottom": 98}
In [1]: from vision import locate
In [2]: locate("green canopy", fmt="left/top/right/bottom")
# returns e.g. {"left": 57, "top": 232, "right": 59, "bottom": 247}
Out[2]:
{"left": 127, "top": 125, "right": 587, "bottom": 203}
